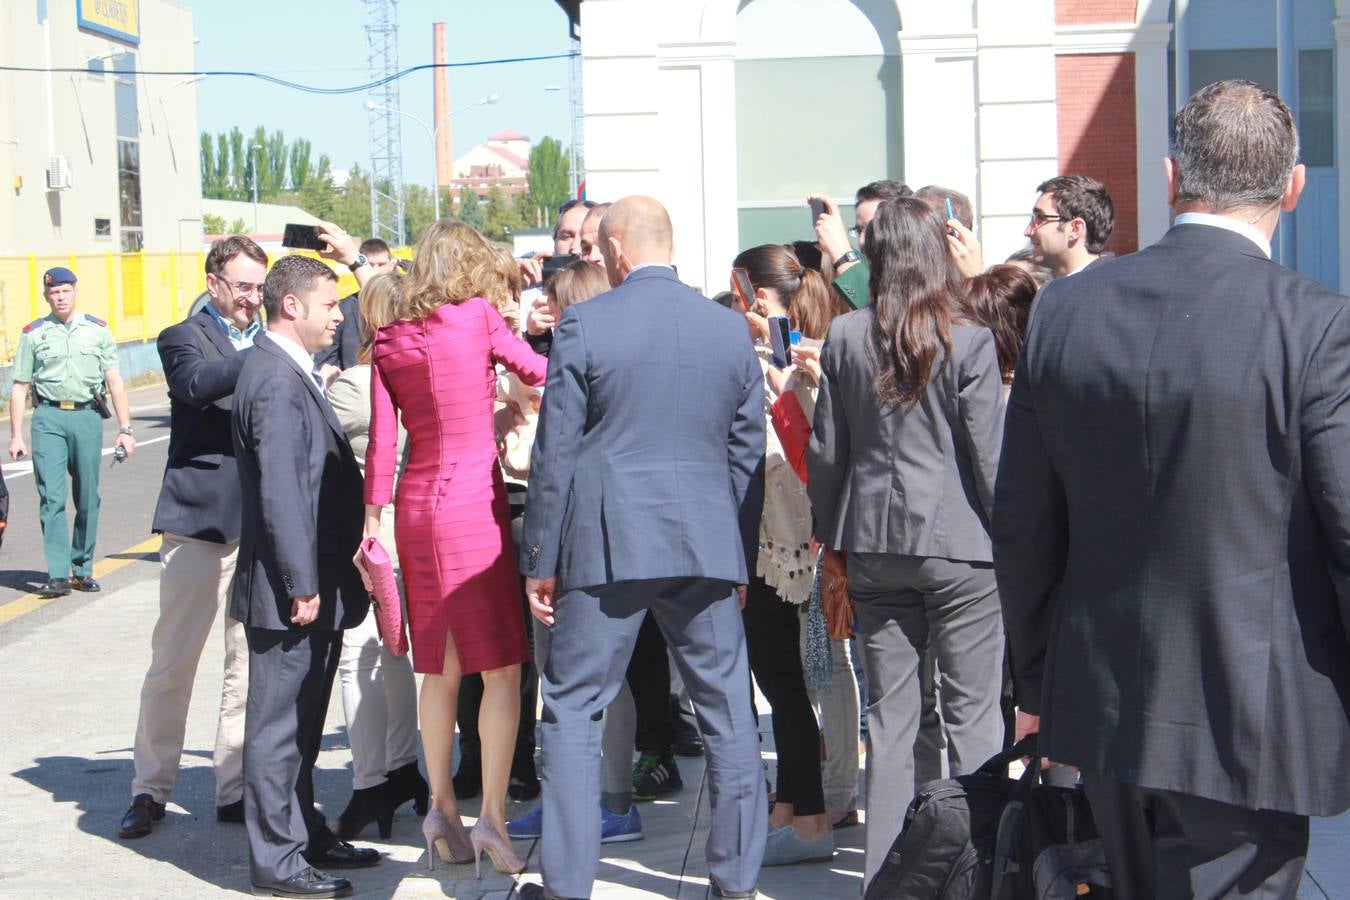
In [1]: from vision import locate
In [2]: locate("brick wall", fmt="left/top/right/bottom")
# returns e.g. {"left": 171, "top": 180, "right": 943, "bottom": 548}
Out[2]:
{"left": 1056, "top": 0, "right": 1137, "bottom": 25}
{"left": 1056, "top": 53, "right": 1138, "bottom": 255}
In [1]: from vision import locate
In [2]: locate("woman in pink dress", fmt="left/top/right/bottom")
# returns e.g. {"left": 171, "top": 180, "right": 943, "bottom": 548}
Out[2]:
{"left": 363, "top": 221, "right": 547, "bottom": 874}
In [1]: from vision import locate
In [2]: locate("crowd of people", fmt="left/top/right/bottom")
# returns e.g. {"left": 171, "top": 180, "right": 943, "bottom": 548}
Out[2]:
{"left": 14, "top": 76, "right": 1331, "bottom": 899}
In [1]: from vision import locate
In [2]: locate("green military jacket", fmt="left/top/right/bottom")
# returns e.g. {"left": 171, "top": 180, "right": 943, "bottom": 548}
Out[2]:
{"left": 13, "top": 313, "right": 119, "bottom": 403}
{"left": 833, "top": 259, "right": 870, "bottom": 309}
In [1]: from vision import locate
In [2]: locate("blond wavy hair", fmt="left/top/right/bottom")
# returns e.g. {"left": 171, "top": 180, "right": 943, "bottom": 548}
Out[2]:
{"left": 402, "top": 220, "right": 504, "bottom": 321}
{"left": 356, "top": 273, "right": 405, "bottom": 365}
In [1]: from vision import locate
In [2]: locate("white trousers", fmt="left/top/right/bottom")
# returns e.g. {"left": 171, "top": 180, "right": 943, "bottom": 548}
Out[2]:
{"left": 338, "top": 610, "right": 421, "bottom": 789}
{"left": 131, "top": 533, "right": 247, "bottom": 805}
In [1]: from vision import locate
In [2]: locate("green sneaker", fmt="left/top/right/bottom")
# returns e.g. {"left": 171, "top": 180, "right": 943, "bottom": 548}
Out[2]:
{"left": 631, "top": 753, "right": 683, "bottom": 801}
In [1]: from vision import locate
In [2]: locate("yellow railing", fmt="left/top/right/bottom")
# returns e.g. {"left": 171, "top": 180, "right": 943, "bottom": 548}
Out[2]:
{"left": 0, "top": 248, "right": 410, "bottom": 363}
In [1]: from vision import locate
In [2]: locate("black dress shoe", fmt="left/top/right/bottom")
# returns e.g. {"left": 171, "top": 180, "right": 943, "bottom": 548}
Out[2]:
{"left": 303, "top": 840, "right": 381, "bottom": 870}
{"left": 38, "top": 578, "right": 70, "bottom": 598}
{"left": 118, "top": 793, "right": 166, "bottom": 839}
{"left": 217, "top": 799, "right": 245, "bottom": 823}
{"left": 508, "top": 755, "right": 541, "bottom": 801}
{"left": 518, "top": 884, "right": 578, "bottom": 899}
{"left": 70, "top": 575, "right": 100, "bottom": 592}
{"left": 710, "top": 876, "right": 758, "bottom": 899}
{"left": 251, "top": 868, "right": 352, "bottom": 898}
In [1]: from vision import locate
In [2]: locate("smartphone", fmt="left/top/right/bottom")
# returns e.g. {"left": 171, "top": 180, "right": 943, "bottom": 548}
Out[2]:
{"left": 282, "top": 223, "right": 325, "bottom": 251}
{"left": 809, "top": 197, "right": 829, "bottom": 227}
{"left": 540, "top": 253, "right": 580, "bottom": 284}
{"left": 731, "top": 268, "right": 755, "bottom": 310}
{"left": 768, "top": 315, "right": 792, "bottom": 369}
{"left": 944, "top": 198, "right": 959, "bottom": 237}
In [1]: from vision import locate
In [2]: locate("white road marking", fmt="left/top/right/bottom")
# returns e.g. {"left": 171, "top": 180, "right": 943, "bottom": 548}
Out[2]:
{"left": 1, "top": 434, "right": 170, "bottom": 479}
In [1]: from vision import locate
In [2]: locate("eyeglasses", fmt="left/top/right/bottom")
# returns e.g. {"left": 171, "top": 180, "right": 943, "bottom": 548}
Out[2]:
{"left": 224, "top": 281, "right": 264, "bottom": 296}
{"left": 1028, "top": 209, "right": 1065, "bottom": 227}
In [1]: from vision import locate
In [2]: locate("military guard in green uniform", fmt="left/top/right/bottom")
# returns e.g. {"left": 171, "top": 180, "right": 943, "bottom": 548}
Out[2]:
{"left": 8, "top": 267, "right": 136, "bottom": 597}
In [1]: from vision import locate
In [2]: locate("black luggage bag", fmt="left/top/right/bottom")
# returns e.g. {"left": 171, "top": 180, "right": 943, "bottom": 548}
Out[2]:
{"left": 862, "top": 735, "right": 1111, "bottom": 900}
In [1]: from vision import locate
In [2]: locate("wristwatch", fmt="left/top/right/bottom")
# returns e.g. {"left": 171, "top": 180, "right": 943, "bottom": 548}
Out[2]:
{"left": 834, "top": 250, "right": 861, "bottom": 268}
{"left": 119, "top": 426, "right": 135, "bottom": 436}
{"left": 348, "top": 253, "right": 369, "bottom": 273}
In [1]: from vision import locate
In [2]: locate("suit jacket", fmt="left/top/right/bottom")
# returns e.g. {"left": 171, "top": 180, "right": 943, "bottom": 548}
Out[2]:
{"left": 312, "top": 293, "right": 361, "bottom": 370}
{"left": 151, "top": 309, "right": 249, "bottom": 544}
{"left": 993, "top": 224, "right": 1350, "bottom": 816}
{"left": 807, "top": 310, "right": 1003, "bottom": 562}
{"left": 520, "top": 266, "right": 766, "bottom": 590}
{"left": 230, "top": 333, "right": 368, "bottom": 632}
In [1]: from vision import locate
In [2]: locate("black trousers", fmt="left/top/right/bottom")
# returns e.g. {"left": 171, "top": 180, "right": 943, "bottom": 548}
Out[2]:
{"left": 242, "top": 627, "right": 342, "bottom": 884}
{"left": 456, "top": 504, "right": 538, "bottom": 770}
{"left": 1081, "top": 771, "right": 1309, "bottom": 899}
{"left": 742, "top": 577, "right": 824, "bottom": 815}
{"left": 626, "top": 611, "right": 677, "bottom": 755}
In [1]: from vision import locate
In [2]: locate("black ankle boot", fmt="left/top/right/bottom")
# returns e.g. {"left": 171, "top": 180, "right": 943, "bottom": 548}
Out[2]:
{"left": 386, "top": 761, "right": 429, "bottom": 816}
{"left": 334, "top": 782, "right": 397, "bottom": 840}
{"left": 452, "top": 753, "right": 482, "bottom": 801}
{"left": 508, "top": 754, "right": 541, "bottom": 802}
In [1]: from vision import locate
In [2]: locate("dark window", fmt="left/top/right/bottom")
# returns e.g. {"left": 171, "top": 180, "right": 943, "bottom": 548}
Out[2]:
{"left": 118, "top": 140, "right": 142, "bottom": 228}
{"left": 1298, "top": 49, "right": 1334, "bottom": 168}
{"left": 94, "top": 218, "right": 111, "bottom": 237}
{"left": 113, "top": 52, "right": 144, "bottom": 251}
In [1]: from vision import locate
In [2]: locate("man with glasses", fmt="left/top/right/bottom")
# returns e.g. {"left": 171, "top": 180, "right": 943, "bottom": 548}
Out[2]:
{"left": 119, "top": 236, "right": 268, "bottom": 839}
{"left": 1023, "top": 175, "right": 1115, "bottom": 278}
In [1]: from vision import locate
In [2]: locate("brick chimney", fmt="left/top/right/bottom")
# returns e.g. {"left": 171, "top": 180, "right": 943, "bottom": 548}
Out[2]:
{"left": 434, "top": 22, "right": 452, "bottom": 188}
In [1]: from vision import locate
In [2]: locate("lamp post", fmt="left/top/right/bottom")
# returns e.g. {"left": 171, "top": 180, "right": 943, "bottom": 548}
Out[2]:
{"left": 543, "top": 84, "right": 578, "bottom": 198}
{"left": 250, "top": 143, "right": 263, "bottom": 234}
{"left": 366, "top": 94, "right": 499, "bottom": 221}
{"left": 158, "top": 76, "right": 204, "bottom": 172}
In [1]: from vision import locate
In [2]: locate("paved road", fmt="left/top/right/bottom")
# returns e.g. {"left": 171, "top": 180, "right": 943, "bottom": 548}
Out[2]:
{"left": 0, "top": 378, "right": 1346, "bottom": 897}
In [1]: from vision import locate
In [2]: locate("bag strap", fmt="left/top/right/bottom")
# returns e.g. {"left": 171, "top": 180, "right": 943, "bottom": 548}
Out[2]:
{"left": 989, "top": 752, "right": 1043, "bottom": 900}
{"left": 975, "top": 734, "right": 1038, "bottom": 776}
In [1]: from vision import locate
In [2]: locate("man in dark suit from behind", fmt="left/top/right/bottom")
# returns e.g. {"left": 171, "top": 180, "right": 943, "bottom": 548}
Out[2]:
{"left": 517, "top": 196, "right": 767, "bottom": 900}
{"left": 312, "top": 238, "right": 395, "bottom": 371}
{"left": 994, "top": 79, "right": 1350, "bottom": 896}
{"left": 119, "top": 236, "right": 266, "bottom": 839}
{"left": 232, "top": 254, "right": 377, "bottom": 898}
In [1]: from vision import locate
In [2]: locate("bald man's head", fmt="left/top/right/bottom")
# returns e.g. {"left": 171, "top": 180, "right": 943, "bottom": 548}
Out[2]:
{"left": 598, "top": 197, "right": 674, "bottom": 285}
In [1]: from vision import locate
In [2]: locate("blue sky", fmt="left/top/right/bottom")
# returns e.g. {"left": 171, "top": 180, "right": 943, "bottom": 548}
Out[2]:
{"left": 182, "top": 0, "right": 575, "bottom": 186}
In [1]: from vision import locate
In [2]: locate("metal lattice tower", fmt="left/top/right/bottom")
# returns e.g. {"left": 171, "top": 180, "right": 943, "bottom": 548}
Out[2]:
{"left": 569, "top": 35, "right": 584, "bottom": 196}
{"left": 365, "top": 0, "right": 405, "bottom": 246}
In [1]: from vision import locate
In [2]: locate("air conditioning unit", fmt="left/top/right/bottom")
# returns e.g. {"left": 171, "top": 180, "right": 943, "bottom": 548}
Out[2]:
{"left": 45, "top": 156, "right": 72, "bottom": 191}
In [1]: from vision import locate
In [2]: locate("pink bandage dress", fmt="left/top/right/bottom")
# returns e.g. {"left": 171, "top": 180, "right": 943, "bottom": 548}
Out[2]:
{"left": 365, "top": 297, "right": 548, "bottom": 675}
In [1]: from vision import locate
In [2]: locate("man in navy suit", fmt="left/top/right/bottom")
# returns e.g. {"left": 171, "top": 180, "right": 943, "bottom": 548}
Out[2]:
{"left": 232, "top": 253, "right": 377, "bottom": 898}
{"left": 518, "top": 196, "right": 767, "bottom": 900}
{"left": 120, "top": 236, "right": 266, "bottom": 839}
{"left": 995, "top": 80, "right": 1350, "bottom": 896}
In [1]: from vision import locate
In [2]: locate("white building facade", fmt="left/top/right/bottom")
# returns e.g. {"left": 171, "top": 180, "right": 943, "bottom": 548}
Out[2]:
{"left": 567, "top": 0, "right": 1349, "bottom": 294}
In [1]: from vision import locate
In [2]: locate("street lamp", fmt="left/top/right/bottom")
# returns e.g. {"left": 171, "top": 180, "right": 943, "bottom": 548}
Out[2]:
{"left": 544, "top": 84, "right": 578, "bottom": 198}
{"left": 250, "top": 143, "right": 263, "bottom": 234}
{"left": 158, "top": 76, "right": 204, "bottom": 172}
{"left": 366, "top": 93, "right": 500, "bottom": 221}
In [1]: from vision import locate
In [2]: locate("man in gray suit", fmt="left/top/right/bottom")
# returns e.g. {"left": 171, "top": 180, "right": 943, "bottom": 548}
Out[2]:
{"left": 518, "top": 196, "right": 767, "bottom": 900}
{"left": 232, "top": 254, "right": 378, "bottom": 898}
{"left": 995, "top": 79, "right": 1350, "bottom": 896}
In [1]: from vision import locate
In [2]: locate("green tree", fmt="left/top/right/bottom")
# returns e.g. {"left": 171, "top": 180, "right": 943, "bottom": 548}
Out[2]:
{"left": 332, "top": 165, "right": 373, "bottom": 239}
{"left": 457, "top": 187, "right": 484, "bottom": 230}
{"left": 512, "top": 191, "right": 537, "bottom": 230}
{"left": 289, "top": 139, "right": 313, "bottom": 192}
{"left": 200, "top": 133, "right": 219, "bottom": 198}
{"left": 228, "top": 127, "right": 246, "bottom": 199}
{"left": 403, "top": 183, "right": 436, "bottom": 245}
{"left": 203, "top": 212, "right": 226, "bottom": 234}
{"left": 527, "top": 136, "right": 570, "bottom": 226}
{"left": 215, "top": 132, "right": 231, "bottom": 198}
{"left": 483, "top": 185, "right": 523, "bottom": 241}
{"left": 298, "top": 154, "right": 336, "bottom": 220}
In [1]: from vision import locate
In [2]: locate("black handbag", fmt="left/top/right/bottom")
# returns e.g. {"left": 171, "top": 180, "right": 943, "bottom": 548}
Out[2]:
{"left": 863, "top": 735, "right": 1110, "bottom": 900}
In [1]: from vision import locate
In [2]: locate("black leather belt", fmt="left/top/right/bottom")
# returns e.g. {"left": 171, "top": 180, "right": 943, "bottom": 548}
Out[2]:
{"left": 36, "top": 397, "right": 93, "bottom": 410}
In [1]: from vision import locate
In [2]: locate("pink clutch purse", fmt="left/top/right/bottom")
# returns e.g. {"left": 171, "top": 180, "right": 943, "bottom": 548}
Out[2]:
{"left": 358, "top": 536, "right": 408, "bottom": 656}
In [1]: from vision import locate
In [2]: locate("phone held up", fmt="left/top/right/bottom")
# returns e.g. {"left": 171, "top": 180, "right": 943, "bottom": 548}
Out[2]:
{"left": 944, "top": 198, "right": 958, "bottom": 237}
{"left": 808, "top": 197, "right": 829, "bottom": 227}
{"left": 731, "top": 268, "right": 755, "bottom": 312}
{"left": 282, "top": 223, "right": 326, "bottom": 251}
{"left": 768, "top": 315, "right": 798, "bottom": 369}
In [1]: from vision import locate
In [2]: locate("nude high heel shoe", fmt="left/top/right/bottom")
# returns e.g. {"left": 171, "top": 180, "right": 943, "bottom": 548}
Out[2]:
{"left": 470, "top": 817, "right": 526, "bottom": 878}
{"left": 422, "top": 805, "right": 474, "bottom": 870}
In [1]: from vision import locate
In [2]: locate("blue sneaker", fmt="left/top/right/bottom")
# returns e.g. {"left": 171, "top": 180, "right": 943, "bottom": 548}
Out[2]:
{"left": 600, "top": 803, "right": 643, "bottom": 844}
{"left": 506, "top": 804, "right": 542, "bottom": 840}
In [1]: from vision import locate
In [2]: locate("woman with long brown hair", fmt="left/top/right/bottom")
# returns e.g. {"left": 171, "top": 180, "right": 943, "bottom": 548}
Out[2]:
{"left": 806, "top": 198, "right": 1006, "bottom": 890}
{"left": 728, "top": 243, "right": 849, "bottom": 865}
{"left": 363, "top": 221, "right": 547, "bottom": 876}
{"left": 959, "top": 264, "right": 1038, "bottom": 388}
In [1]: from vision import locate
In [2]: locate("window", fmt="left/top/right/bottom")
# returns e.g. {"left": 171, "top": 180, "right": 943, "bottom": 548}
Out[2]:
{"left": 1298, "top": 49, "right": 1333, "bottom": 168}
{"left": 113, "top": 52, "right": 144, "bottom": 253}
{"left": 94, "top": 218, "right": 111, "bottom": 237}
{"left": 1188, "top": 48, "right": 1278, "bottom": 94}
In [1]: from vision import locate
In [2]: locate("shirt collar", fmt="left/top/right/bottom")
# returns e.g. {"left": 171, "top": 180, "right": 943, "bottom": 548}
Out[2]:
{"left": 626, "top": 263, "right": 674, "bottom": 278}
{"left": 1172, "top": 212, "right": 1272, "bottom": 258}
{"left": 1064, "top": 257, "right": 1097, "bottom": 277}
{"left": 266, "top": 329, "right": 321, "bottom": 381}
{"left": 207, "top": 303, "right": 262, "bottom": 348}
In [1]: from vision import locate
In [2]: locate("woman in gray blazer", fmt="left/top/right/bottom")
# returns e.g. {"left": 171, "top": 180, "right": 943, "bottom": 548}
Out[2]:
{"left": 806, "top": 198, "right": 1006, "bottom": 890}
